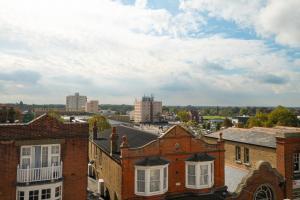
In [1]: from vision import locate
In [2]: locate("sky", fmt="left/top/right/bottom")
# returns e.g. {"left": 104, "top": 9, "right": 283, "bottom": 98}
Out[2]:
{"left": 0, "top": 0, "right": 299, "bottom": 106}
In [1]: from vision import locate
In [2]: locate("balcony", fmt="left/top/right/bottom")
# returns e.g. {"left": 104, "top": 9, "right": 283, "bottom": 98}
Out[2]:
{"left": 17, "top": 162, "right": 63, "bottom": 183}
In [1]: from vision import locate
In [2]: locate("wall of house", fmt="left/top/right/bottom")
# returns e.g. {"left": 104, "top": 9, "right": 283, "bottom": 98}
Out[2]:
{"left": 120, "top": 126, "right": 225, "bottom": 200}
{"left": 0, "top": 141, "right": 18, "bottom": 200}
{"left": 89, "top": 141, "right": 122, "bottom": 200}
{"left": 204, "top": 137, "right": 276, "bottom": 170}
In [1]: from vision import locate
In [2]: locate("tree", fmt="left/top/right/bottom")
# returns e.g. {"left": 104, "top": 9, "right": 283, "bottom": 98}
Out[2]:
{"left": 239, "top": 107, "right": 248, "bottom": 116}
{"left": 88, "top": 115, "right": 111, "bottom": 135}
{"left": 0, "top": 107, "right": 8, "bottom": 123}
{"left": 268, "top": 106, "right": 298, "bottom": 127}
{"left": 7, "top": 107, "right": 16, "bottom": 123}
{"left": 223, "top": 118, "right": 233, "bottom": 128}
{"left": 177, "top": 110, "right": 189, "bottom": 122}
{"left": 216, "top": 122, "right": 221, "bottom": 131}
{"left": 47, "top": 110, "right": 64, "bottom": 122}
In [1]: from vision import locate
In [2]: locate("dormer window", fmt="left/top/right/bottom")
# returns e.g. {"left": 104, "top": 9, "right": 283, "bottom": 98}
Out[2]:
{"left": 185, "top": 153, "right": 215, "bottom": 189}
{"left": 134, "top": 157, "right": 169, "bottom": 196}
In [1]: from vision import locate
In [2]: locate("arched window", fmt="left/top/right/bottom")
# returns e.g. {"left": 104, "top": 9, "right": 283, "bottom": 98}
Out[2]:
{"left": 254, "top": 185, "right": 274, "bottom": 200}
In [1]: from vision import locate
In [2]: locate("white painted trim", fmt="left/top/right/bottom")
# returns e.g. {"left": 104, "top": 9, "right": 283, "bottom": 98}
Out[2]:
{"left": 185, "top": 161, "right": 214, "bottom": 189}
{"left": 134, "top": 164, "right": 169, "bottom": 196}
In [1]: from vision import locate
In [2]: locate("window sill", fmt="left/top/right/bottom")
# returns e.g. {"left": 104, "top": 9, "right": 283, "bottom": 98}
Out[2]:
{"left": 235, "top": 160, "right": 242, "bottom": 164}
{"left": 186, "top": 184, "right": 213, "bottom": 190}
{"left": 135, "top": 189, "right": 167, "bottom": 196}
{"left": 244, "top": 163, "right": 251, "bottom": 167}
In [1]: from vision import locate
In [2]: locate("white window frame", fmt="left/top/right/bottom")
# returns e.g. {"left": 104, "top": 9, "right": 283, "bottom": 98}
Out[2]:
{"left": 20, "top": 144, "right": 61, "bottom": 168}
{"left": 134, "top": 164, "right": 168, "bottom": 196}
{"left": 235, "top": 146, "right": 241, "bottom": 161}
{"left": 185, "top": 161, "right": 214, "bottom": 189}
{"left": 294, "top": 153, "right": 300, "bottom": 173}
{"left": 16, "top": 181, "right": 62, "bottom": 200}
{"left": 244, "top": 147, "right": 250, "bottom": 164}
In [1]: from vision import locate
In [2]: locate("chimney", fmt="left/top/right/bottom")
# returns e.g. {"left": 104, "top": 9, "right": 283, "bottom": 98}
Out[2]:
{"left": 93, "top": 121, "right": 98, "bottom": 140}
{"left": 110, "top": 127, "right": 119, "bottom": 155}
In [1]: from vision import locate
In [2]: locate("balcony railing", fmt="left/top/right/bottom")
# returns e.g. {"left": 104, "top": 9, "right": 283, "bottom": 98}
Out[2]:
{"left": 17, "top": 162, "right": 63, "bottom": 183}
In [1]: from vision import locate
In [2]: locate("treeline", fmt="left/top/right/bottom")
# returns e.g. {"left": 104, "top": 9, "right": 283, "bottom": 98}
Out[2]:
{"left": 100, "top": 104, "right": 133, "bottom": 115}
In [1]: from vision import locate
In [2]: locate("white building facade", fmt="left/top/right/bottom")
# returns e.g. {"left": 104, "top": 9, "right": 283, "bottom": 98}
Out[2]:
{"left": 66, "top": 92, "right": 87, "bottom": 112}
{"left": 134, "top": 96, "right": 162, "bottom": 123}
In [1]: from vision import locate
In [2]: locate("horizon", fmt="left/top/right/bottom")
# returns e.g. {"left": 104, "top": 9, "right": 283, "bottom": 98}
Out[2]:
{"left": 0, "top": 0, "right": 299, "bottom": 106}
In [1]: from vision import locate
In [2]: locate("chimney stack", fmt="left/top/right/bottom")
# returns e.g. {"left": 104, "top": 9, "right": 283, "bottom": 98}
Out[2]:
{"left": 93, "top": 121, "right": 98, "bottom": 140}
{"left": 110, "top": 127, "right": 119, "bottom": 155}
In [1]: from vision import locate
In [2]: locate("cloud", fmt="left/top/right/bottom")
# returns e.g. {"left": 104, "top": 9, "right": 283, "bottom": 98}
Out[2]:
{"left": 0, "top": 70, "right": 41, "bottom": 84}
{"left": 0, "top": 0, "right": 298, "bottom": 106}
{"left": 255, "top": 74, "right": 289, "bottom": 85}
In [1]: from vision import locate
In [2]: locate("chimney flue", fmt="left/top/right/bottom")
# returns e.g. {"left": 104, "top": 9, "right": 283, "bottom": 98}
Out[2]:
{"left": 110, "top": 127, "right": 119, "bottom": 155}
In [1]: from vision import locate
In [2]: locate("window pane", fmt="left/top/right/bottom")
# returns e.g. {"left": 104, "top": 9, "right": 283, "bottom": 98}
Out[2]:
{"left": 55, "top": 186, "right": 61, "bottom": 197}
{"left": 42, "top": 189, "right": 51, "bottom": 199}
{"left": 29, "top": 190, "right": 39, "bottom": 200}
{"left": 137, "top": 170, "right": 145, "bottom": 192}
{"left": 21, "top": 158, "right": 30, "bottom": 169}
{"left": 187, "top": 165, "right": 196, "bottom": 185}
{"left": 51, "top": 156, "right": 59, "bottom": 166}
{"left": 150, "top": 169, "right": 160, "bottom": 192}
{"left": 22, "top": 147, "right": 31, "bottom": 156}
{"left": 42, "top": 147, "right": 48, "bottom": 167}
{"left": 18, "top": 191, "right": 25, "bottom": 200}
{"left": 52, "top": 145, "right": 60, "bottom": 154}
{"left": 163, "top": 167, "right": 167, "bottom": 189}
{"left": 294, "top": 153, "right": 300, "bottom": 172}
{"left": 200, "top": 165, "right": 209, "bottom": 185}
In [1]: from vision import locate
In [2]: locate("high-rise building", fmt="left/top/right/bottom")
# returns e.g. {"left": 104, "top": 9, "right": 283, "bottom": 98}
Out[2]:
{"left": 86, "top": 100, "right": 99, "bottom": 113}
{"left": 134, "top": 95, "right": 162, "bottom": 123}
{"left": 66, "top": 92, "right": 87, "bottom": 112}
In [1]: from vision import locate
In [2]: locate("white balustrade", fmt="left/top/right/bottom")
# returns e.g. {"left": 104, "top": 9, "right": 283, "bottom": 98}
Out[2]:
{"left": 17, "top": 161, "right": 63, "bottom": 183}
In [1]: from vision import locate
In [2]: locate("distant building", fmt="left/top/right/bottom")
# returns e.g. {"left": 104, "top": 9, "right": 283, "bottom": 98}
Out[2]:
{"left": 89, "top": 125, "right": 227, "bottom": 200}
{"left": 205, "top": 126, "right": 300, "bottom": 199}
{"left": 86, "top": 100, "right": 99, "bottom": 113}
{"left": 134, "top": 95, "right": 162, "bottom": 123}
{"left": 0, "top": 114, "right": 89, "bottom": 200}
{"left": 66, "top": 92, "right": 87, "bottom": 112}
{"left": 231, "top": 115, "right": 250, "bottom": 127}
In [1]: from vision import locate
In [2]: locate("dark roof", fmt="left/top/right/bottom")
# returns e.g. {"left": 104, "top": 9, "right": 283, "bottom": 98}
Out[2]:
{"left": 135, "top": 157, "right": 169, "bottom": 166}
{"left": 205, "top": 127, "right": 277, "bottom": 148}
{"left": 186, "top": 153, "right": 215, "bottom": 162}
{"left": 93, "top": 125, "right": 158, "bottom": 160}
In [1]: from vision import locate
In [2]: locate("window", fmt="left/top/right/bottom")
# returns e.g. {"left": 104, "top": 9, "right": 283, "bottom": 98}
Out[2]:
{"left": 135, "top": 165, "right": 168, "bottom": 196}
{"left": 29, "top": 190, "right": 39, "bottom": 200}
{"left": 254, "top": 185, "right": 273, "bottom": 200}
{"left": 17, "top": 191, "right": 24, "bottom": 200}
{"left": 150, "top": 169, "right": 160, "bottom": 192}
{"left": 244, "top": 147, "right": 250, "bottom": 164}
{"left": 41, "top": 189, "right": 51, "bottom": 199}
{"left": 20, "top": 144, "right": 61, "bottom": 169}
{"left": 235, "top": 146, "right": 241, "bottom": 161}
{"left": 294, "top": 153, "right": 300, "bottom": 173}
{"left": 187, "top": 165, "right": 196, "bottom": 186}
{"left": 55, "top": 186, "right": 62, "bottom": 200}
{"left": 137, "top": 170, "right": 145, "bottom": 193}
{"left": 185, "top": 161, "right": 214, "bottom": 189}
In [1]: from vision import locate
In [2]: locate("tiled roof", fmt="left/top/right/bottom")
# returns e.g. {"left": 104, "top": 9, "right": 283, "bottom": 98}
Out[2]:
{"left": 205, "top": 127, "right": 280, "bottom": 148}
{"left": 225, "top": 165, "right": 249, "bottom": 193}
{"left": 186, "top": 153, "right": 215, "bottom": 162}
{"left": 93, "top": 125, "right": 158, "bottom": 160}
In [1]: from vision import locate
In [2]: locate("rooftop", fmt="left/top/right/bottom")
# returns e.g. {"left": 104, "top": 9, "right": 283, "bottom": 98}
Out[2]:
{"left": 205, "top": 126, "right": 300, "bottom": 148}
{"left": 225, "top": 165, "right": 249, "bottom": 193}
{"left": 92, "top": 125, "right": 159, "bottom": 160}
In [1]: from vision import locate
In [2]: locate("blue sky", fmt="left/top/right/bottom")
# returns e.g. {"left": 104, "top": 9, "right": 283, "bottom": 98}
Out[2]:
{"left": 0, "top": 0, "right": 299, "bottom": 106}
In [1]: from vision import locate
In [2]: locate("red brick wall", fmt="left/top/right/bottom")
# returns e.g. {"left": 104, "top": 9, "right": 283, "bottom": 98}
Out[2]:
{"left": 0, "top": 141, "right": 18, "bottom": 200}
{"left": 121, "top": 126, "right": 225, "bottom": 200}
{"left": 276, "top": 136, "right": 300, "bottom": 199}
{"left": 63, "top": 138, "right": 88, "bottom": 200}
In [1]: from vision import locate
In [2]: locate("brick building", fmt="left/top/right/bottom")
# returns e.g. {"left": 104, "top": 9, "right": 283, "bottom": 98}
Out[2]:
{"left": 0, "top": 114, "right": 89, "bottom": 200}
{"left": 205, "top": 126, "right": 300, "bottom": 199}
{"left": 89, "top": 125, "right": 227, "bottom": 200}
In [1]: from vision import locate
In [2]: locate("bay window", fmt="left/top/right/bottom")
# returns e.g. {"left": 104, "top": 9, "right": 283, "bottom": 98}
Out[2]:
{"left": 134, "top": 157, "right": 169, "bottom": 196}
{"left": 185, "top": 153, "right": 215, "bottom": 189}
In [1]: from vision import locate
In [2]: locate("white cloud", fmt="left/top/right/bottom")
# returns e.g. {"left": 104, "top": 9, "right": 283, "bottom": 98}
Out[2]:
{"left": 0, "top": 0, "right": 298, "bottom": 105}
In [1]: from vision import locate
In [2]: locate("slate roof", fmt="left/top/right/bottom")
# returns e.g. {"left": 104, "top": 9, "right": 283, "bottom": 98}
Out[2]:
{"left": 135, "top": 157, "right": 169, "bottom": 166}
{"left": 186, "top": 153, "right": 215, "bottom": 162}
{"left": 225, "top": 165, "right": 249, "bottom": 193}
{"left": 205, "top": 127, "right": 278, "bottom": 148}
{"left": 93, "top": 125, "right": 158, "bottom": 160}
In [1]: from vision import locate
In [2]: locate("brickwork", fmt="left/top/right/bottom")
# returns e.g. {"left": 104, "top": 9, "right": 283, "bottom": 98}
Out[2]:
{"left": 89, "top": 141, "right": 122, "bottom": 200}
{"left": 205, "top": 137, "right": 276, "bottom": 170}
{"left": 120, "top": 126, "right": 225, "bottom": 200}
{"left": 0, "top": 114, "right": 89, "bottom": 200}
